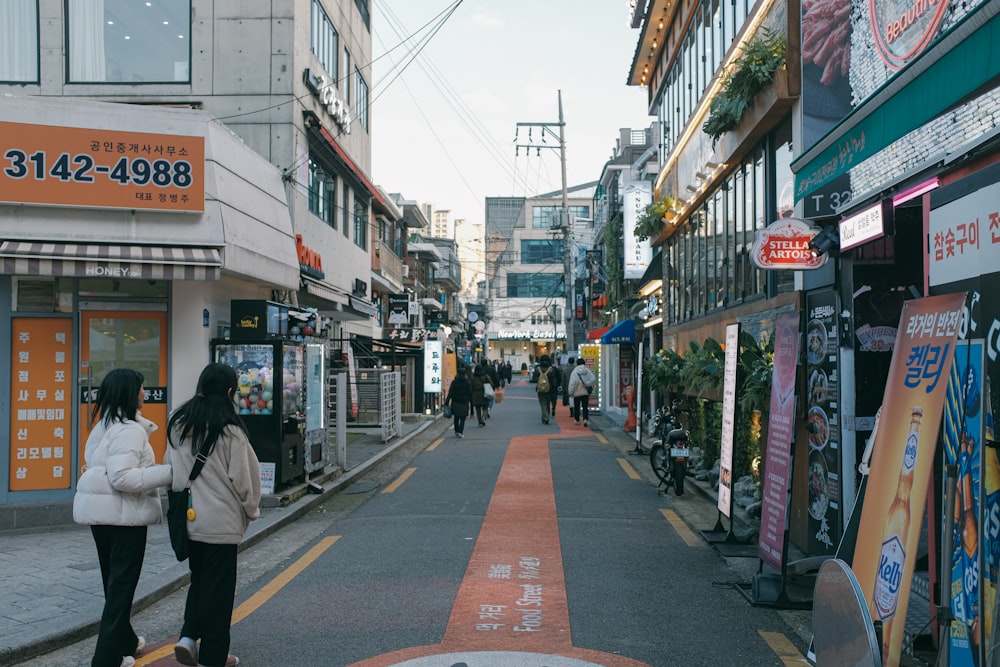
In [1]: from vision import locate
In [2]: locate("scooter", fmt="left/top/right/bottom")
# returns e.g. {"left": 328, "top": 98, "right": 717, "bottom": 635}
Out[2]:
{"left": 648, "top": 401, "right": 691, "bottom": 495}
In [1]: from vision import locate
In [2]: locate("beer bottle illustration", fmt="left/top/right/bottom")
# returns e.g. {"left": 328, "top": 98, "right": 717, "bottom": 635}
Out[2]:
{"left": 873, "top": 407, "right": 922, "bottom": 659}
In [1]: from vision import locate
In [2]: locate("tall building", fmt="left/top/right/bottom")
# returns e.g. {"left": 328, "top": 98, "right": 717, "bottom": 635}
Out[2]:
{"left": 431, "top": 209, "right": 453, "bottom": 239}
{"left": 0, "top": 0, "right": 385, "bottom": 522}
{"left": 483, "top": 189, "right": 595, "bottom": 369}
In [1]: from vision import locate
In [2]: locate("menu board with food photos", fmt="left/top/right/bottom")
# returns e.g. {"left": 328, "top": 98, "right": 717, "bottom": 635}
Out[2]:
{"left": 805, "top": 290, "right": 842, "bottom": 554}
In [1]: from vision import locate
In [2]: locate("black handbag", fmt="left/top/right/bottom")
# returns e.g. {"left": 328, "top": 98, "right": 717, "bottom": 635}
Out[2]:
{"left": 166, "top": 445, "right": 210, "bottom": 562}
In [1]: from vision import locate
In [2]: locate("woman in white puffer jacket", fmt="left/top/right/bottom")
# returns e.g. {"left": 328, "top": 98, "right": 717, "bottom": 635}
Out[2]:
{"left": 73, "top": 369, "right": 172, "bottom": 667}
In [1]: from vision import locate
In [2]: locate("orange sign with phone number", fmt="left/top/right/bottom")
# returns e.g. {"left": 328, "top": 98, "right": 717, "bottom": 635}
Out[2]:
{"left": 0, "top": 121, "right": 204, "bottom": 212}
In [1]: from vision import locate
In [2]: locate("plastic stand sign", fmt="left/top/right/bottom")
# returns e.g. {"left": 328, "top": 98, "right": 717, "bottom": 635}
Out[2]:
{"left": 812, "top": 559, "right": 882, "bottom": 667}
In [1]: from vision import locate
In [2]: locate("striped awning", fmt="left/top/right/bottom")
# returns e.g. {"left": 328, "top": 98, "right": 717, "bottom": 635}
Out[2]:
{"left": 0, "top": 241, "right": 222, "bottom": 281}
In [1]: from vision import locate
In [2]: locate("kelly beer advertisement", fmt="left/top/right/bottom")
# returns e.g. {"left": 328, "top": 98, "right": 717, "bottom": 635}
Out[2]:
{"left": 852, "top": 293, "right": 965, "bottom": 667}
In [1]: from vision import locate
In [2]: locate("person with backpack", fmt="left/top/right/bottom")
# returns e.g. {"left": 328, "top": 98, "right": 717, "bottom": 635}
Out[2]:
{"left": 567, "top": 357, "right": 597, "bottom": 427}
{"left": 531, "top": 355, "right": 558, "bottom": 424}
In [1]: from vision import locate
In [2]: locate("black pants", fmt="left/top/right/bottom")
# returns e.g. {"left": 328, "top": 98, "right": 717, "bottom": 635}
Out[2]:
{"left": 574, "top": 395, "right": 590, "bottom": 423}
{"left": 182, "top": 541, "right": 238, "bottom": 667}
{"left": 475, "top": 405, "right": 487, "bottom": 424}
{"left": 453, "top": 414, "right": 467, "bottom": 434}
{"left": 91, "top": 524, "right": 146, "bottom": 667}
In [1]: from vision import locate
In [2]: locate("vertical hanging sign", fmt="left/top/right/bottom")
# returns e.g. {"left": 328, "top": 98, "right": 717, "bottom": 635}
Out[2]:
{"left": 623, "top": 179, "right": 652, "bottom": 279}
{"left": 718, "top": 323, "right": 740, "bottom": 517}
{"left": 424, "top": 339, "right": 443, "bottom": 393}
{"left": 10, "top": 318, "right": 74, "bottom": 491}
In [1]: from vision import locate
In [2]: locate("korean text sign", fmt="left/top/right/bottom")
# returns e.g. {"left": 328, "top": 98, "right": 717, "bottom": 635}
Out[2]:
{"left": 852, "top": 293, "right": 965, "bottom": 667}
{"left": 10, "top": 318, "right": 74, "bottom": 491}
{"left": 0, "top": 121, "right": 205, "bottom": 212}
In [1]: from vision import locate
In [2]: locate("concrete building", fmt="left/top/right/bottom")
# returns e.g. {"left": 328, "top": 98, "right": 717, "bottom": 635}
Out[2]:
{"left": 0, "top": 0, "right": 387, "bottom": 524}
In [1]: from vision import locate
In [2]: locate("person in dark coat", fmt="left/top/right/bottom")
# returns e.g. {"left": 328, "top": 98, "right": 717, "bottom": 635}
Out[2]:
{"left": 562, "top": 357, "right": 576, "bottom": 415}
{"left": 470, "top": 365, "right": 489, "bottom": 426}
{"left": 445, "top": 366, "right": 472, "bottom": 437}
{"left": 531, "top": 355, "right": 558, "bottom": 424}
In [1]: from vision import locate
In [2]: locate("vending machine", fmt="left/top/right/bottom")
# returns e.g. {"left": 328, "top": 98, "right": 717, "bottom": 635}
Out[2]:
{"left": 211, "top": 300, "right": 307, "bottom": 487}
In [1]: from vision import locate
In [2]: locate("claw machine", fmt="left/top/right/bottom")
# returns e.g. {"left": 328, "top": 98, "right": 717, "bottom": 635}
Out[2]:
{"left": 211, "top": 300, "right": 305, "bottom": 488}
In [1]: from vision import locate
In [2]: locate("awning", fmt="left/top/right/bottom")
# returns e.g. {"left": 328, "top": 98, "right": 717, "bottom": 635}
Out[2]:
{"left": 299, "top": 277, "right": 377, "bottom": 321}
{"left": 0, "top": 241, "right": 221, "bottom": 280}
{"left": 421, "top": 297, "right": 442, "bottom": 310}
{"left": 587, "top": 324, "right": 611, "bottom": 340}
{"left": 601, "top": 319, "right": 638, "bottom": 345}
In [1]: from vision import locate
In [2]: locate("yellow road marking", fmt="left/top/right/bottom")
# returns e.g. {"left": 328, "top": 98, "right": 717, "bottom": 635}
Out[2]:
{"left": 426, "top": 437, "right": 444, "bottom": 451}
{"left": 596, "top": 433, "right": 608, "bottom": 444}
{"left": 659, "top": 508, "right": 703, "bottom": 547}
{"left": 382, "top": 467, "right": 416, "bottom": 493}
{"left": 616, "top": 457, "right": 641, "bottom": 479}
{"left": 759, "top": 630, "right": 809, "bottom": 665}
{"left": 136, "top": 535, "right": 341, "bottom": 664}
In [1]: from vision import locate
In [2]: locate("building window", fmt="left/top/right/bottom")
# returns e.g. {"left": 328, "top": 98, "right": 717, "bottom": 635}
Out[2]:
{"left": 310, "top": 0, "right": 338, "bottom": 80}
{"left": 531, "top": 205, "right": 590, "bottom": 229}
{"left": 307, "top": 157, "right": 336, "bottom": 228}
{"left": 353, "top": 195, "right": 367, "bottom": 250}
{"left": 1, "top": 0, "right": 38, "bottom": 82}
{"left": 67, "top": 0, "right": 191, "bottom": 83}
{"left": 354, "top": 67, "right": 369, "bottom": 133}
{"left": 520, "top": 239, "right": 563, "bottom": 264}
{"left": 342, "top": 48, "right": 351, "bottom": 106}
{"left": 506, "top": 273, "right": 564, "bottom": 298}
{"left": 342, "top": 186, "right": 350, "bottom": 237}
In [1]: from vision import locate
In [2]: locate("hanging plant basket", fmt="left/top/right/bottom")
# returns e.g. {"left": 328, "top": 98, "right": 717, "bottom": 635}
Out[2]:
{"left": 633, "top": 194, "right": 674, "bottom": 241}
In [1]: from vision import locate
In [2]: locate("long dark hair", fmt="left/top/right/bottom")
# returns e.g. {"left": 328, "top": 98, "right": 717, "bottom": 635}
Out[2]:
{"left": 168, "top": 363, "right": 247, "bottom": 455}
{"left": 90, "top": 368, "right": 145, "bottom": 427}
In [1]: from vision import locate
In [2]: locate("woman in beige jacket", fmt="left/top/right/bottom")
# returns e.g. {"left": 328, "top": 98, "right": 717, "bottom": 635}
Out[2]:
{"left": 165, "top": 363, "right": 260, "bottom": 667}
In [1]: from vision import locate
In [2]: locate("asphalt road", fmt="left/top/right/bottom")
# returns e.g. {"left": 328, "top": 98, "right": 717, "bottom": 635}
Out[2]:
{"left": 22, "top": 382, "right": 809, "bottom": 667}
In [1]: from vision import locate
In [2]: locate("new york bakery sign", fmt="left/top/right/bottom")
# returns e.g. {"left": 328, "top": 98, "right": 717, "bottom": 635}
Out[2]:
{"left": 493, "top": 329, "right": 567, "bottom": 340}
{"left": 750, "top": 218, "right": 828, "bottom": 270}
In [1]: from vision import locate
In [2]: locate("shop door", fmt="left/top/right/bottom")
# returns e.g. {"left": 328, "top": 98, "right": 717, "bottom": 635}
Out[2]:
{"left": 79, "top": 310, "right": 169, "bottom": 468}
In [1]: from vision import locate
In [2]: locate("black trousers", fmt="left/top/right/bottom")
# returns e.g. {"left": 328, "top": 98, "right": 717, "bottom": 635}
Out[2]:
{"left": 91, "top": 524, "right": 146, "bottom": 667}
{"left": 573, "top": 395, "right": 591, "bottom": 423}
{"left": 453, "top": 414, "right": 467, "bottom": 434}
{"left": 182, "top": 541, "right": 238, "bottom": 667}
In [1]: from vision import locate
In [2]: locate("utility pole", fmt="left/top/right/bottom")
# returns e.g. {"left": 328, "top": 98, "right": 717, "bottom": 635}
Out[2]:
{"left": 515, "top": 90, "right": 573, "bottom": 353}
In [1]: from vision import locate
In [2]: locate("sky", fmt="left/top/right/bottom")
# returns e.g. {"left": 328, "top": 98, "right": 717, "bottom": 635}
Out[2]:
{"left": 369, "top": 0, "right": 655, "bottom": 229}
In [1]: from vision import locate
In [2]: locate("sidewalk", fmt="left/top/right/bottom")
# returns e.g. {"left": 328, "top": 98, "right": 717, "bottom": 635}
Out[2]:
{"left": 0, "top": 417, "right": 437, "bottom": 666}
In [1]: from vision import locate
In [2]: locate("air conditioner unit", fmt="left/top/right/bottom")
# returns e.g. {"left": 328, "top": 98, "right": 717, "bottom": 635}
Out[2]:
{"left": 402, "top": 265, "right": 410, "bottom": 278}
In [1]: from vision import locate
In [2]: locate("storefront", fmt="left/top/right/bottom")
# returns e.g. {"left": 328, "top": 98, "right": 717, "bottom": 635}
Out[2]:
{"left": 0, "top": 96, "right": 300, "bottom": 524}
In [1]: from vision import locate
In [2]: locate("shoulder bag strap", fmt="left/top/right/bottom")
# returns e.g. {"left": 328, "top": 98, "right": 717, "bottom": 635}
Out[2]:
{"left": 184, "top": 442, "right": 212, "bottom": 489}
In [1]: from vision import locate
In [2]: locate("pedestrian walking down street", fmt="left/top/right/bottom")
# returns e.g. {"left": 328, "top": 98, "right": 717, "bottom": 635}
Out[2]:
{"left": 562, "top": 357, "right": 575, "bottom": 416}
{"left": 484, "top": 361, "right": 500, "bottom": 417}
{"left": 471, "top": 365, "right": 489, "bottom": 426}
{"left": 568, "top": 358, "right": 597, "bottom": 427}
{"left": 72, "top": 368, "right": 173, "bottom": 667}
{"left": 445, "top": 364, "right": 472, "bottom": 438}
{"left": 165, "top": 363, "right": 261, "bottom": 667}
{"left": 532, "top": 355, "right": 558, "bottom": 424}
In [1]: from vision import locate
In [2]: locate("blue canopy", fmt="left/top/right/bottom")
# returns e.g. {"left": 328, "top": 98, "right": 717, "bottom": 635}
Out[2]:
{"left": 601, "top": 319, "right": 637, "bottom": 345}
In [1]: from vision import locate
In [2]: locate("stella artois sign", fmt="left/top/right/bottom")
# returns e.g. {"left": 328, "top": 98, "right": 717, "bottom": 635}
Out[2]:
{"left": 751, "top": 218, "right": 828, "bottom": 270}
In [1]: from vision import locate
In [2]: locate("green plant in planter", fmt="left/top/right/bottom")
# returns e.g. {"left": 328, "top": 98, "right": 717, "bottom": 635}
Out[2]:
{"left": 634, "top": 194, "right": 675, "bottom": 242}
{"left": 702, "top": 29, "right": 786, "bottom": 148}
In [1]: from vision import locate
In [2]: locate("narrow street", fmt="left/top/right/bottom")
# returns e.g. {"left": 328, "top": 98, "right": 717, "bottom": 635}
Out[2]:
{"left": 22, "top": 380, "right": 810, "bottom": 667}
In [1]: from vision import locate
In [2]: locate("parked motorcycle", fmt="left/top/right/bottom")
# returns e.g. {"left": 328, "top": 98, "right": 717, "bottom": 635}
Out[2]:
{"left": 648, "top": 401, "right": 691, "bottom": 495}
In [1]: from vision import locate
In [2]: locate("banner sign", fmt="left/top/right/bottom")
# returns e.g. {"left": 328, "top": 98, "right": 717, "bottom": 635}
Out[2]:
{"left": 758, "top": 311, "right": 801, "bottom": 569}
{"left": 852, "top": 292, "right": 965, "bottom": 667}
{"left": 385, "top": 328, "right": 441, "bottom": 342}
{"left": 806, "top": 290, "right": 842, "bottom": 554}
{"left": 928, "top": 180, "right": 1000, "bottom": 287}
{"left": 943, "top": 340, "right": 986, "bottom": 666}
{"left": 718, "top": 323, "right": 740, "bottom": 517}
{"left": 423, "top": 340, "right": 442, "bottom": 393}
{"left": 0, "top": 122, "right": 204, "bottom": 212}
{"left": 751, "top": 218, "right": 827, "bottom": 270}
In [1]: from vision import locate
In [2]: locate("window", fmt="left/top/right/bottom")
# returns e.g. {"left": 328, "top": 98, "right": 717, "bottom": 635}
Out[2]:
{"left": 532, "top": 206, "right": 560, "bottom": 229}
{"left": 353, "top": 194, "right": 367, "bottom": 250}
{"left": 354, "top": 67, "right": 369, "bottom": 132}
{"left": 68, "top": 0, "right": 191, "bottom": 83}
{"left": 506, "top": 273, "right": 564, "bottom": 298}
{"left": 310, "top": 0, "right": 338, "bottom": 80}
{"left": 1, "top": 0, "right": 38, "bottom": 82}
{"left": 307, "top": 157, "right": 336, "bottom": 227}
{"left": 520, "top": 239, "right": 564, "bottom": 264}
{"left": 342, "top": 48, "right": 351, "bottom": 105}
{"left": 342, "top": 186, "right": 350, "bottom": 237}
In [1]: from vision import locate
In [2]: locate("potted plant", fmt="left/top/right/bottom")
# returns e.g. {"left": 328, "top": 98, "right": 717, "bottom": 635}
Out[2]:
{"left": 702, "top": 29, "right": 786, "bottom": 148}
{"left": 634, "top": 194, "right": 675, "bottom": 242}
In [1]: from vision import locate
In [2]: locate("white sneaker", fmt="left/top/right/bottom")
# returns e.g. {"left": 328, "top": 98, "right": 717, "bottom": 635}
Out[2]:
{"left": 135, "top": 636, "right": 145, "bottom": 657}
{"left": 175, "top": 636, "right": 199, "bottom": 666}
{"left": 120, "top": 657, "right": 136, "bottom": 667}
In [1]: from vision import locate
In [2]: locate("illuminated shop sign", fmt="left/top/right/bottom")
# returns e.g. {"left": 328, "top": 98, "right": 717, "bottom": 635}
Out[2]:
{"left": 295, "top": 234, "right": 325, "bottom": 279}
{"left": 751, "top": 218, "right": 828, "bottom": 270}
{"left": 493, "top": 329, "right": 567, "bottom": 341}
{"left": 303, "top": 68, "right": 352, "bottom": 134}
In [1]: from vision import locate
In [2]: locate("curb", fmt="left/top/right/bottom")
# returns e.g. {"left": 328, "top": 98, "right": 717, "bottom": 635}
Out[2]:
{"left": 3, "top": 418, "right": 439, "bottom": 667}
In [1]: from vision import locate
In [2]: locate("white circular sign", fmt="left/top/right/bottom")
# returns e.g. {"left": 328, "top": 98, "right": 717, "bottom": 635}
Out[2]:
{"left": 475, "top": 321, "right": 486, "bottom": 332}
{"left": 467, "top": 311, "right": 479, "bottom": 323}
